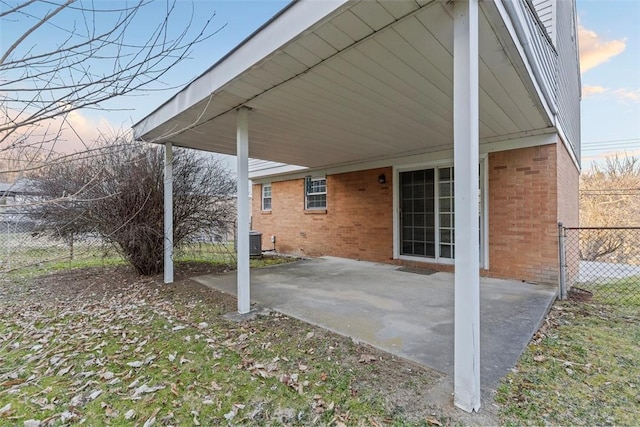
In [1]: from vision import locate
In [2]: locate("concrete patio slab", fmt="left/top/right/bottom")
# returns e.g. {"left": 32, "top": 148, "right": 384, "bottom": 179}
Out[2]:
{"left": 194, "top": 256, "right": 557, "bottom": 393}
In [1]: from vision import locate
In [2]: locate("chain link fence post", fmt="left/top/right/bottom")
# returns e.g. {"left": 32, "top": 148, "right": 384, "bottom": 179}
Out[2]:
{"left": 558, "top": 222, "right": 567, "bottom": 300}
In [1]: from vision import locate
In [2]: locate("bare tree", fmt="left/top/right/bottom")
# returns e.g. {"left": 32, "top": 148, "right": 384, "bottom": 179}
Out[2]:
{"left": 580, "top": 155, "right": 640, "bottom": 263}
{"left": 1, "top": 0, "right": 220, "bottom": 178}
{"left": 30, "top": 141, "right": 236, "bottom": 275}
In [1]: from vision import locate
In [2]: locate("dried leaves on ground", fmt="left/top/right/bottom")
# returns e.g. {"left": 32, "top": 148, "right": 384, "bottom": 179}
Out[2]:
{"left": 0, "top": 264, "right": 447, "bottom": 426}
{"left": 496, "top": 301, "right": 640, "bottom": 426}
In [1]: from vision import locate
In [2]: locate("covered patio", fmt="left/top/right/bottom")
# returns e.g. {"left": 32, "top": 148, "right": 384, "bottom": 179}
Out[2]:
{"left": 133, "top": 0, "right": 561, "bottom": 412}
{"left": 195, "top": 257, "right": 557, "bottom": 394}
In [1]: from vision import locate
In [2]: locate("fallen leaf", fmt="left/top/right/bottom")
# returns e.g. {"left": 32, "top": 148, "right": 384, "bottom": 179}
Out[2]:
{"left": 88, "top": 389, "right": 103, "bottom": 401}
{"left": 127, "top": 361, "right": 143, "bottom": 368}
{"left": 124, "top": 409, "right": 136, "bottom": 420}
{"left": 359, "top": 354, "right": 377, "bottom": 364}
{"left": 105, "top": 407, "right": 119, "bottom": 418}
{"left": 100, "top": 371, "right": 114, "bottom": 380}
{"left": 57, "top": 365, "right": 72, "bottom": 376}
{"left": 24, "top": 420, "right": 41, "bottom": 427}
{"left": 0, "top": 403, "right": 11, "bottom": 416}
{"left": 426, "top": 417, "right": 443, "bottom": 426}
{"left": 133, "top": 384, "right": 166, "bottom": 398}
{"left": 305, "top": 332, "right": 314, "bottom": 339}
{"left": 143, "top": 408, "right": 161, "bottom": 427}
{"left": 533, "top": 355, "right": 546, "bottom": 362}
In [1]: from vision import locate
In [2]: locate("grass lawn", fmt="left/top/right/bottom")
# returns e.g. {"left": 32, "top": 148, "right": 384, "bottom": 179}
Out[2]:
{"left": 496, "top": 301, "right": 640, "bottom": 426}
{"left": 0, "top": 263, "right": 447, "bottom": 426}
{"left": 576, "top": 276, "right": 640, "bottom": 307}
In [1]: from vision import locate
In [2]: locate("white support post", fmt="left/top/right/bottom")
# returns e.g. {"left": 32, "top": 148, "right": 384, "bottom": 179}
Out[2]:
{"left": 236, "top": 107, "right": 251, "bottom": 314}
{"left": 453, "top": 0, "right": 481, "bottom": 412}
{"left": 164, "top": 142, "right": 174, "bottom": 284}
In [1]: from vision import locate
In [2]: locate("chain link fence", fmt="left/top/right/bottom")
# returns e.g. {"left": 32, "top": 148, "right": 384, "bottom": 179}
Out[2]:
{"left": 1, "top": 211, "right": 237, "bottom": 275}
{"left": 0, "top": 211, "right": 118, "bottom": 273}
{"left": 559, "top": 225, "right": 640, "bottom": 307}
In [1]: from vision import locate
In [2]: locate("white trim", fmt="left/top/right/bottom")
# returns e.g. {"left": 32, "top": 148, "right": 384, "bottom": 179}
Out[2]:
{"left": 261, "top": 183, "right": 272, "bottom": 211}
{"left": 304, "top": 176, "right": 327, "bottom": 210}
{"left": 250, "top": 132, "right": 558, "bottom": 183}
{"left": 163, "top": 142, "right": 174, "bottom": 284}
{"left": 249, "top": 163, "right": 308, "bottom": 178}
{"left": 236, "top": 108, "right": 251, "bottom": 314}
{"left": 453, "top": 0, "right": 481, "bottom": 412}
{"left": 556, "top": 124, "right": 581, "bottom": 171}
{"left": 481, "top": 155, "right": 490, "bottom": 270}
{"left": 392, "top": 157, "right": 488, "bottom": 268}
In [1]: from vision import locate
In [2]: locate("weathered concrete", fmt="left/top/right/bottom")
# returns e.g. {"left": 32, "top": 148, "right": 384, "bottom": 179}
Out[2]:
{"left": 195, "top": 256, "right": 556, "bottom": 394}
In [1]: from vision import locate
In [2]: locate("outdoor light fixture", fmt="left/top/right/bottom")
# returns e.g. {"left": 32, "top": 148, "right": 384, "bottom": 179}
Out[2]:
{"left": 378, "top": 174, "right": 386, "bottom": 184}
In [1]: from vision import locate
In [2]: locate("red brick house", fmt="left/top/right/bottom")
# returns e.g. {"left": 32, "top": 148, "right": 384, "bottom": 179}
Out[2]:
{"left": 134, "top": 0, "right": 580, "bottom": 411}
{"left": 251, "top": 141, "right": 578, "bottom": 286}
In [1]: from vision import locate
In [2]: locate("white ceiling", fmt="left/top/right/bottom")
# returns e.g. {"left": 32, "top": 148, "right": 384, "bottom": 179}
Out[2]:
{"left": 135, "top": 0, "right": 553, "bottom": 169}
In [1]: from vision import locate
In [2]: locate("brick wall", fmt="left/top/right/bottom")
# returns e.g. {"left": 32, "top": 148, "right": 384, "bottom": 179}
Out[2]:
{"left": 252, "top": 167, "right": 393, "bottom": 262}
{"left": 252, "top": 144, "right": 579, "bottom": 285}
{"left": 488, "top": 144, "right": 562, "bottom": 284}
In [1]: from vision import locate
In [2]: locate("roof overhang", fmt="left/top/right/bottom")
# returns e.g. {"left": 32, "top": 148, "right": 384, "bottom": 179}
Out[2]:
{"left": 133, "top": 0, "right": 554, "bottom": 170}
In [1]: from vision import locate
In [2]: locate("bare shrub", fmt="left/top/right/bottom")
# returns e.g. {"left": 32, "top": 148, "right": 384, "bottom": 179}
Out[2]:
{"left": 30, "top": 141, "right": 235, "bottom": 275}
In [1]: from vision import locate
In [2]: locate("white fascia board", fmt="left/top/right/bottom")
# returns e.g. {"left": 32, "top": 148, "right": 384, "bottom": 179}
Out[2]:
{"left": 133, "top": 0, "right": 350, "bottom": 140}
{"left": 248, "top": 164, "right": 308, "bottom": 180}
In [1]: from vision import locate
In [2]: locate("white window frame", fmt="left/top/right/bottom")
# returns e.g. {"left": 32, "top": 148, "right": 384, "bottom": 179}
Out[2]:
{"left": 261, "top": 183, "right": 272, "bottom": 211}
{"left": 305, "top": 176, "right": 327, "bottom": 210}
{"left": 392, "top": 156, "right": 488, "bottom": 268}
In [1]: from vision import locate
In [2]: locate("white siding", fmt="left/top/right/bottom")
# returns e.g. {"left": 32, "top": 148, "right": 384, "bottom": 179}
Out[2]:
{"left": 532, "top": 0, "right": 555, "bottom": 45}
{"left": 555, "top": 0, "right": 581, "bottom": 164}
{"left": 248, "top": 159, "right": 307, "bottom": 178}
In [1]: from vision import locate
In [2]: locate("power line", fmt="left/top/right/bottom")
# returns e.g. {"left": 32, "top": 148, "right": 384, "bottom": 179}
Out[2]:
{"left": 582, "top": 137, "right": 640, "bottom": 146}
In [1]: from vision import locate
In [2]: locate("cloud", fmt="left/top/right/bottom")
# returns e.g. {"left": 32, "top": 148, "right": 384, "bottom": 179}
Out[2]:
{"left": 2, "top": 107, "right": 119, "bottom": 156}
{"left": 578, "top": 25, "right": 626, "bottom": 73}
{"left": 614, "top": 88, "right": 640, "bottom": 103}
{"left": 582, "top": 85, "right": 607, "bottom": 97}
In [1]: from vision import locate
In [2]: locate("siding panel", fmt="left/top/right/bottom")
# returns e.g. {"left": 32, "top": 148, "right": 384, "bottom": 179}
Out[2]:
{"left": 532, "top": 0, "right": 555, "bottom": 44}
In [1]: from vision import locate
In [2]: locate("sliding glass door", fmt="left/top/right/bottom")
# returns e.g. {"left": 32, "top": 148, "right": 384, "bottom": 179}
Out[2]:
{"left": 400, "top": 167, "right": 455, "bottom": 260}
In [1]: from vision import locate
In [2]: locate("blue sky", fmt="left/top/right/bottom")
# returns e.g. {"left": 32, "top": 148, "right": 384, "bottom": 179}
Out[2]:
{"left": 577, "top": 0, "right": 640, "bottom": 164}
{"left": 2, "top": 0, "right": 638, "bottom": 167}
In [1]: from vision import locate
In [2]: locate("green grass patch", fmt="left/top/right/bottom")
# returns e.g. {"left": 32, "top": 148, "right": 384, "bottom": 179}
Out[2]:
{"left": 497, "top": 302, "right": 640, "bottom": 426}
{"left": 0, "top": 272, "right": 444, "bottom": 425}
{"left": 577, "top": 275, "right": 640, "bottom": 307}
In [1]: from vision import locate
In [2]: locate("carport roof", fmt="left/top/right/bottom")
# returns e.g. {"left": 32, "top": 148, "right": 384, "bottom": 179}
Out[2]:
{"left": 132, "top": 0, "right": 552, "bottom": 169}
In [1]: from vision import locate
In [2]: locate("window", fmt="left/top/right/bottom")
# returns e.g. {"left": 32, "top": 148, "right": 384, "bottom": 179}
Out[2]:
{"left": 305, "top": 177, "right": 326, "bottom": 210}
{"left": 262, "top": 183, "right": 272, "bottom": 211}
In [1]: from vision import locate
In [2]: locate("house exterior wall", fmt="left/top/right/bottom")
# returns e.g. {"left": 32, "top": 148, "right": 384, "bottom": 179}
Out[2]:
{"left": 531, "top": 0, "right": 556, "bottom": 44}
{"left": 488, "top": 144, "right": 559, "bottom": 284}
{"left": 252, "top": 167, "right": 393, "bottom": 262}
{"left": 252, "top": 144, "right": 578, "bottom": 285}
{"left": 555, "top": 0, "right": 582, "bottom": 163}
